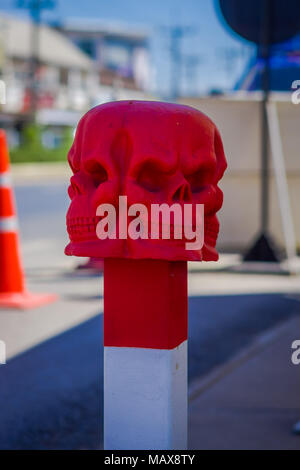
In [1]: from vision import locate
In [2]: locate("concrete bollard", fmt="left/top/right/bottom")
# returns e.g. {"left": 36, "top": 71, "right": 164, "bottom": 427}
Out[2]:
{"left": 65, "top": 100, "right": 227, "bottom": 450}
{"left": 104, "top": 259, "right": 188, "bottom": 449}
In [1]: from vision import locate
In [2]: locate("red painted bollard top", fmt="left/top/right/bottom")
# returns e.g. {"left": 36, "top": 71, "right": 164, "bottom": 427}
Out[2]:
{"left": 65, "top": 101, "right": 227, "bottom": 261}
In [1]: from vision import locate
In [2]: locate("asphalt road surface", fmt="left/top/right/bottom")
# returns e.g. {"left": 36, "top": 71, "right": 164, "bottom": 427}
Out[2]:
{"left": 0, "top": 182, "right": 299, "bottom": 449}
{"left": 15, "top": 182, "right": 69, "bottom": 243}
{"left": 1, "top": 294, "right": 299, "bottom": 450}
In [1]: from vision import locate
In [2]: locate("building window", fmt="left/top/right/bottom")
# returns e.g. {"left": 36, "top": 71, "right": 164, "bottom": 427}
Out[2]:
{"left": 60, "top": 68, "right": 68, "bottom": 86}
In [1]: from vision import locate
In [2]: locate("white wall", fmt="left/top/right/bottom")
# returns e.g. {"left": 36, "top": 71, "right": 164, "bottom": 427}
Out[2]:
{"left": 180, "top": 96, "right": 300, "bottom": 254}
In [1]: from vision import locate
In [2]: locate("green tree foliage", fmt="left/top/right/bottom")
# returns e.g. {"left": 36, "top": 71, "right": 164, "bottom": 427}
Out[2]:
{"left": 11, "top": 124, "right": 73, "bottom": 163}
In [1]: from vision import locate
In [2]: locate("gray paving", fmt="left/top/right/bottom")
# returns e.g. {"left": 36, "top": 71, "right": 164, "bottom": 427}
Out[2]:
{"left": 0, "top": 180, "right": 299, "bottom": 449}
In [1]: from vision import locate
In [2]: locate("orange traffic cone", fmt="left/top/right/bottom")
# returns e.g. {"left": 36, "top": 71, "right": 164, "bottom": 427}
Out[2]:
{"left": 0, "top": 129, "right": 57, "bottom": 309}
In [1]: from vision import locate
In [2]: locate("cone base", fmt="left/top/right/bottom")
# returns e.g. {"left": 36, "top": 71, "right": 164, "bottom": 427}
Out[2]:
{"left": 0, "top": 291, "right": 57, "bottom": 310}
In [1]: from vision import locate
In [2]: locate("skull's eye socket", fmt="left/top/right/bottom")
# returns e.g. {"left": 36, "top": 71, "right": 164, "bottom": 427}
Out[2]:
{"left": 84, "top": 160, "right": 108, "bottom": 186}
{"left": 137, "top": 162, "right": 170, "bottom": 192}
{"left": 185, "top": 166, "right": 215, "bottom": 192}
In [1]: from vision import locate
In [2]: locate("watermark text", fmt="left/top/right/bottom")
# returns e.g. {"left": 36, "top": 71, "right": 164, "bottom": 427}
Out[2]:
{"left": 291, "top": 80, "right": 300, "bottom": 104}
{"left": 96, "top": 196, "right": 204, "bottom": 250}
{"left": 291, "top": 340, "right": 300, "bottom": 365}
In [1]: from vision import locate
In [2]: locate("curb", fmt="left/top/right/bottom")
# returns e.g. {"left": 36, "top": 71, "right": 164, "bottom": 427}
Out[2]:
{"left": 11, "top": 162, "right": 70, "bottom": 183}
{"left": 188, "top": 316, "right": 296, "bottom": 402}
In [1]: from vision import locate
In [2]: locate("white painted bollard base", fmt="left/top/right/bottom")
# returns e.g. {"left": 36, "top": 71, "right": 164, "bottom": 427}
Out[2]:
{"left": 104, "top": 340, "right": 187, "bottom": 450}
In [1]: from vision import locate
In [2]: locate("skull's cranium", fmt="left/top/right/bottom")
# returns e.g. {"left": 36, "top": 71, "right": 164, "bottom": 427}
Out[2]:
{"left": 65, "top": 101, "right": 227, "bottom": 261}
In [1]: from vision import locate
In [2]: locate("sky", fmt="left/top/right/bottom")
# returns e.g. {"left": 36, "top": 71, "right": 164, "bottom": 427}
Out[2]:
{"left": 0, "top": 0, "right": 255, "bottom": 96}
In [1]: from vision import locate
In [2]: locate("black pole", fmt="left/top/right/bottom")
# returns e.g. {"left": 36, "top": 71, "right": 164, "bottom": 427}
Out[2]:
{"left": 30, "top": 1, "right": 41, "bottom": 119}
{"left": 170, "top": 28, "right": 181, "bottom": 101}
{"left": 16, "top": 0, "right": 55, "bottom": 119}
{"left": 167, "top": 26, "right": 196, "bottom": 101}
{"left": 243, "top": 0, "right": 280, "bottom": 262}
{"left": 260, "top": 0, "right": 271, "bottom": 234}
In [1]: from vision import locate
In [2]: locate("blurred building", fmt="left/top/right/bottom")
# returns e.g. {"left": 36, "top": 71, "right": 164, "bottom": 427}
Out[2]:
{"left": 54, "top": 18, "right": 151, "bottom": 94}
{"left": 0, "top": 13, "right": 153, "bottom": 141}
{"left": 0, "top": 13, "right": 94, "bottom": 129}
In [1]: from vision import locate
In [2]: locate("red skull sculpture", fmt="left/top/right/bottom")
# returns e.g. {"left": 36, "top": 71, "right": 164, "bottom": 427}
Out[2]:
{"left": 65, "top": 101, "right": 227, "bottom": 261}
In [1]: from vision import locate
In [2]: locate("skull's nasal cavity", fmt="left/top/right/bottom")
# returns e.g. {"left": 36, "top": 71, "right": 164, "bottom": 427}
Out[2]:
{"left": 172, "top": 183, "right": 192, "bottom": 202}
{"left": 110, "top": 129, "right": 133, "bottom": 171}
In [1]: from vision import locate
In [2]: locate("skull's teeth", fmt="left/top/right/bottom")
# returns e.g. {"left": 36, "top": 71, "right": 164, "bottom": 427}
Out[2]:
{"left": 67, "top": 216, "right": 98, "bottom": 235}
{"left": 67, "top": 216, "right": 220, "bottom": 246}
